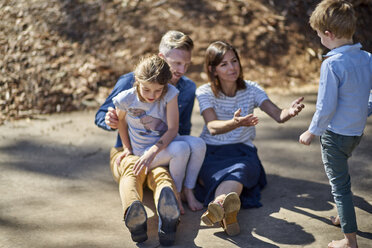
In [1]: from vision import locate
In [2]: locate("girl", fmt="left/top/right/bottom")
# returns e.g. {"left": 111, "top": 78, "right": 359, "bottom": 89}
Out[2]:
{"left": 113, "top": 55, "right": 205, "bottom": 214}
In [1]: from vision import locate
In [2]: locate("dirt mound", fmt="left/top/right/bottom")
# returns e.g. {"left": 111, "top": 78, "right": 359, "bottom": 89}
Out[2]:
{"left": 1, "top": 0, "right": 372, "bottom": 124}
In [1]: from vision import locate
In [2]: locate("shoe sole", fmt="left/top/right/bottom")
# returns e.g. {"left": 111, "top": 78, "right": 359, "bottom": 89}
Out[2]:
{"left": 125, "top": 201, "right": 148, "bottom": 243}
{"left": 201, "top": 202, "right": 224, "bottom": 226}
{"left": 222, "top": 192, "right": 241, "bottom": 236}
{"left": 158, "top": 187, "right": 180, "bottom": 246}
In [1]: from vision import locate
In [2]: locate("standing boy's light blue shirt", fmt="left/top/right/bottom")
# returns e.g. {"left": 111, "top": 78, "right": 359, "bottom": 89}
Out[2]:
{"left": 309, "top": 43, "right": 372, "bottom": 136}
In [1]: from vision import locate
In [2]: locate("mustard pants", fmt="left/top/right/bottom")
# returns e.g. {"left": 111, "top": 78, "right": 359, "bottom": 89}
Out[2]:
{"left": 110, "top": 147, "right": 177, "bottom": 214}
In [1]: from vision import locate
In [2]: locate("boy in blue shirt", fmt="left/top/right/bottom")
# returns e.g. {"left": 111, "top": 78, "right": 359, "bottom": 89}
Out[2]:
{"left": 299, "top": 1, "right": 372, "bottom": 247}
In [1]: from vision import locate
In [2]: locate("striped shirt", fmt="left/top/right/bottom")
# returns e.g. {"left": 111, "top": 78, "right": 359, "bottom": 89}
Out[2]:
{"left": 196, "top": 80, "right": 268, "bottom": 147}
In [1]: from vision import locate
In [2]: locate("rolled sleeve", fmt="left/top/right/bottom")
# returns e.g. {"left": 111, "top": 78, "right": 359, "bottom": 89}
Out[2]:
{"left": 94, "top": 73, "right": 134, "bottom": 131}
{"left": 309, "top": 62, "right": 339, "bottom": 135}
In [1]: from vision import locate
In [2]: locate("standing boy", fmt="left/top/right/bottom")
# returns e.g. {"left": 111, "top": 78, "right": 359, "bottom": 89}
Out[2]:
{"left": 299, "top": 1, "right": 372, "bottom": 247}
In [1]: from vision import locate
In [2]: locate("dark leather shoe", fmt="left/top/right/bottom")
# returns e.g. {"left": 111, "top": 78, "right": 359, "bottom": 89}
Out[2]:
{"left": 124, "top": 201, "right": 148, "bottom": 243}
{"left": 157, "top": 187, "right": 180, "bottom": 246}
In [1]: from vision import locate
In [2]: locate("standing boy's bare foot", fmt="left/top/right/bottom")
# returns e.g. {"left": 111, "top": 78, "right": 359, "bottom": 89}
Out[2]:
{"left": 330, "top": 215, "right": 340, "bottom": 226}
{"left": 176, "top": 192, "right": 185, "bottom": 215}
{"left": 182, "top": 188, "right": 203, "bottom": 211}
{"left": 328, "top": 233, "right": 358, "bottom": 248}
{"left": 328, "top": 238, "right": 357, "bottom": 248}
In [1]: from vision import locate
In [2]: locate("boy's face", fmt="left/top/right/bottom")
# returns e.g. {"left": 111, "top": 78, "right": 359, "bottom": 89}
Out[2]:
{"left": 317, "top": 30, "right": 333, "bottom": 50}
{"left": 160, "top": 49, "right": 191, "bottom": 85}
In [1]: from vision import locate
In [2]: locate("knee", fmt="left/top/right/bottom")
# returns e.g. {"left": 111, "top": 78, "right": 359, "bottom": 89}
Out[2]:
{"left": 170, "top": 141, "right": 191, "bottom": 157}
{"left": 195, "top": 137, "right": 207, "bottom": 153}
{"left": 330, "top": 177, "right": 351, "bottom": 196}
{"left": 120, "top": 155, "right": 140, "bottom": 177}
{"left": 189, "top": 137, "right": 206, "bottom": 154}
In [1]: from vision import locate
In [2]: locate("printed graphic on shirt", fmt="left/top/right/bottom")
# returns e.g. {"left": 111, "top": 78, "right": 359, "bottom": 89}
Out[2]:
{"left": 128, "top": 108, "right": 167, "bottom": 136}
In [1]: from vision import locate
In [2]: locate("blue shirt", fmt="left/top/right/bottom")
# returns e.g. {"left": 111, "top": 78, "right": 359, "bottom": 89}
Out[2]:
{"left": 309, "top": 43, "right": 372, "bottom": 136}
{"left": 369, "top": 90, "right": 372, "bottom": 117}
{"left": 95, "top": 72, "right": 196, "bottom": 147}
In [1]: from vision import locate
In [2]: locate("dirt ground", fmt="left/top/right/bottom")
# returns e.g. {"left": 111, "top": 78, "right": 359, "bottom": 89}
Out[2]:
{"left": 1, "top": 1, "right": 372, "bottom": 247}
{"left": 1, "top": 0, "right": 372, "bottom": 124}
{"left": 1, "top": 93, "right": 371, "bottom": 248}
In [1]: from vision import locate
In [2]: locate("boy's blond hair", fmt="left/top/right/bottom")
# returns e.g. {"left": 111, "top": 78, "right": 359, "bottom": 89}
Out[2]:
{"left": 309, "top": 0, "right": 356, "bottom": 39}
{"left": 159, "top": 30, "right": 194, "bottom": 56}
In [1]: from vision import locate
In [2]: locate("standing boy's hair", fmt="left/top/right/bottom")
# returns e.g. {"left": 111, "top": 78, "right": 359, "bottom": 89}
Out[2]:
{"left": 134, "top": 55, "right": 172, "bottom": 100}
{"left": 159, "top": 30, "right": 194, "bottom": 56}
{"left": 309, "top": 0, "right": 356, "bottom": 39}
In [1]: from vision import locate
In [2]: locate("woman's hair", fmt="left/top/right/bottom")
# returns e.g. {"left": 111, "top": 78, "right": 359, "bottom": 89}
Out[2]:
{"left": 204, "top": 41, "right": 245, "bottom": 97}
{"left": 309, "top": 0, "right": 356, "bottom": 39}
{"left": 134, "top": 55, "right": 172, "bottom": 101}
{"left": 159, "top": 30, "right": 194, "bottom": 56}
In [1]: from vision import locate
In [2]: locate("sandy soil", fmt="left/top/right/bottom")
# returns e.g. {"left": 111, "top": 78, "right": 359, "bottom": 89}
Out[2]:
{"left": 1, "top": 93, "right": 371, "bottom": 248}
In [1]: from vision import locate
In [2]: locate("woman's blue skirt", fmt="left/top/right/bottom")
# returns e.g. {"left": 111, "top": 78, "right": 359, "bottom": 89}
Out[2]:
{"left": 194, "top": 143, "right": 267, "bottom": 208}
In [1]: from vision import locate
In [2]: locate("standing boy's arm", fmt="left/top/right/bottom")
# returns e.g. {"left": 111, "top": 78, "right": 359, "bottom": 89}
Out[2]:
{"left": 299, "top": 62, "right": 339, "bottom": 145}
{"left": 308, "top": 63, "right": 339, "bottom": 136}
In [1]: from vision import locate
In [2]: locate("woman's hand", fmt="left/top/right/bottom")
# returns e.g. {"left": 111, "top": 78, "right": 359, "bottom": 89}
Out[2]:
{"left": 233, "top": 108, "right": 259, "bottom": 127}
{"left": 288, "top": 97, "right": 305, "bottom": 117}
{"left": 133, "top": 149, "right": 157, "bottom": 176}
{"left": 115, "top": 148, "right": 133, "bottom": 165}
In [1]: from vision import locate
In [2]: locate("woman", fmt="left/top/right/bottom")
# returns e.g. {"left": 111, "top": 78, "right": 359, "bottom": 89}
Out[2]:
{"left": 195, "top": 41, "right": 305, "bottom": 236}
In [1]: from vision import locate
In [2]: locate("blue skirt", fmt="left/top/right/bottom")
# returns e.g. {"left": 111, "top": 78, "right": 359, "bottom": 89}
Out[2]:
{"left": 194, "top": 143, "right": 267, "bottom": 209}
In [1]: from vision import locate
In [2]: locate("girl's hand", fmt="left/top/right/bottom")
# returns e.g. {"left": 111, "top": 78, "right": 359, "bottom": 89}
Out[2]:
{"left": 299, "top": 130, "right": 315, "bottom": 146}
{"left": 133, "top": 149, "right": 157, "bottom": 176}
{"left": 233, "top": 108, "right": 259, "bottom": 127}
{"left": 115, "top": 148, "right": 133, "bottom": 165}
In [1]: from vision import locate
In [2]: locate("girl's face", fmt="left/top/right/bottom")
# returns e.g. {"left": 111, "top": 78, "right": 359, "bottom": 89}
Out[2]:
{"left": 214, "top": 50, "right": 240, "bottom": 85}
{"left": 138, "top": 81, "right": 164, "bottom": 103}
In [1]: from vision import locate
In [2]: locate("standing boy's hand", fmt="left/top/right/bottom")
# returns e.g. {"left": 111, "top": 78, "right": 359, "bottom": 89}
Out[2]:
{"left": 299, "top": 130, "right": 315, "bottom": 145}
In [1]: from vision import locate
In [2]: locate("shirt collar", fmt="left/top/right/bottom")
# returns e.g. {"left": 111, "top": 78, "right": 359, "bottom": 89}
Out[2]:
{"left": 324, "top": 43, "right": 362, "bottom": 58}
{"left": 175, "top": 76, "right": 185, "bottom": 90}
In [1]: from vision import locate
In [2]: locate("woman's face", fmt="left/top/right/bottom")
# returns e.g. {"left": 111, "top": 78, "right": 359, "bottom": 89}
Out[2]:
{"left": 138, "top": 81, "right": 164, "bottom": 103}
{"left": 213, "top": 50, "right": 240, "bottom": 85}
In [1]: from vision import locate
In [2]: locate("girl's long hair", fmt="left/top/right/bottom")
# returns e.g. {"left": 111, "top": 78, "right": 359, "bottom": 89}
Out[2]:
{"left": 133, "top": 55, "right": 172, "bottom": 101}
